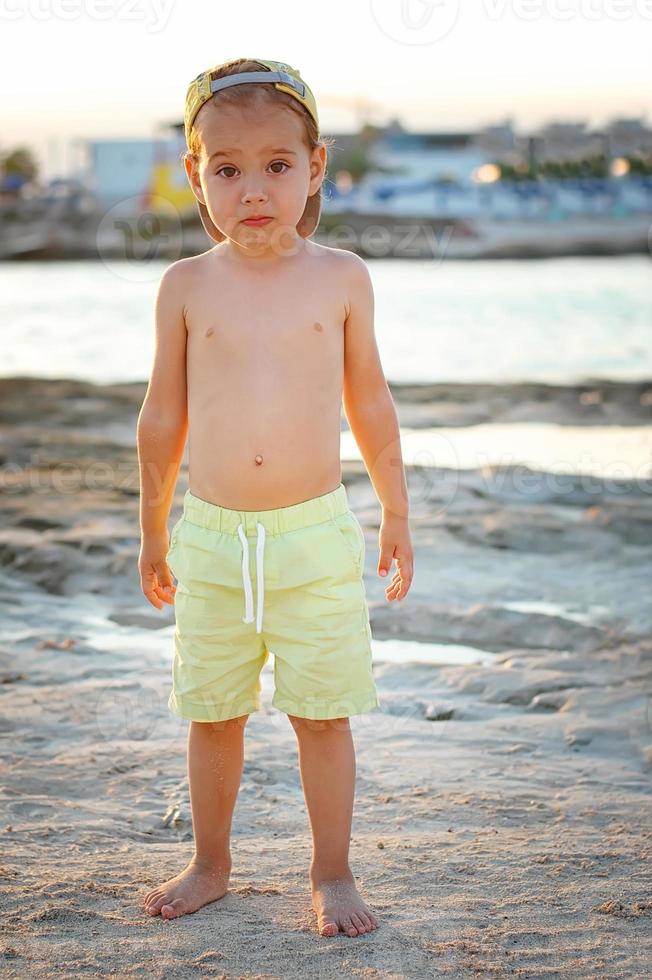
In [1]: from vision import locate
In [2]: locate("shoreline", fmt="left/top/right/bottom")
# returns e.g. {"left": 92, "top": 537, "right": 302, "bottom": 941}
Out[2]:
{"left": 1, "top": 374, "right": 651, "bottom": 422}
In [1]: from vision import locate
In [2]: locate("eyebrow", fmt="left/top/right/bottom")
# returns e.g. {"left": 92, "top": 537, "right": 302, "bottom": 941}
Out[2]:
{"left": 209, "top": 147, "right": 298, "bottom": 161}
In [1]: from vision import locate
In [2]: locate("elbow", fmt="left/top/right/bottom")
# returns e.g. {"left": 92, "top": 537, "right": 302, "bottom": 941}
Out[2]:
{"left": 344, "top": 390, "right": 398, "bottom": 439}
{"left": 349, "top": 386, "right": 396, "bottom": 421}
{"left": 137, "top": 408, "right": 187, "bottom": 444}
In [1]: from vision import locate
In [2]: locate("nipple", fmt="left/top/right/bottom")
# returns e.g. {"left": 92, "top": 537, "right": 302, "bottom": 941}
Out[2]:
{"left": 254, "top": 454, "right": 263, "bottom": 466}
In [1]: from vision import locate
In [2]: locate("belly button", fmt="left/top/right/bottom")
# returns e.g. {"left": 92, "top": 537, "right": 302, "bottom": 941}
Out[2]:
{"left": 205, "top": 327, "right": 214, "bottom": 337}
{"left": 313, "top": 321, "right": 323, "bottom": 332}
{"left": 254, "top": 454, "right": 263, "bottom": 465}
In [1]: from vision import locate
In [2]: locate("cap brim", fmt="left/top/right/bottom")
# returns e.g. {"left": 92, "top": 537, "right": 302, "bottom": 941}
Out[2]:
{"left": 196, "top": 193, "right": 322, "bottom": 245}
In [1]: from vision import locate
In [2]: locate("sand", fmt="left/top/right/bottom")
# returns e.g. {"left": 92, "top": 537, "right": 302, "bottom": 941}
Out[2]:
{"left": 1, "top": 376, "right": 651, "bottom": 978}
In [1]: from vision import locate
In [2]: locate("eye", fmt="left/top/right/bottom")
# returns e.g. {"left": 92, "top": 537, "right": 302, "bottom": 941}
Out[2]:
{"left": 214, "top": 160, "right": 290, "bottom": 178}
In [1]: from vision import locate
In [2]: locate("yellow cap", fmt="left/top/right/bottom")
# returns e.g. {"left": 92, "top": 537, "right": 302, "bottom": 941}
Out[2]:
{"left": 184, "top": 58, "right": 319, "bottom": 146}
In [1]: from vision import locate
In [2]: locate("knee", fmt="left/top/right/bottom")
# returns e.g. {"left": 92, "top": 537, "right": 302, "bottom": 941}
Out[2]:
{"left": 287, "top": 714, "right": 350, "bottom": 734}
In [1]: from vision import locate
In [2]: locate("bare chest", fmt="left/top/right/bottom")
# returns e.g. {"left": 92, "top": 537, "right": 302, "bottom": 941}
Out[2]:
{"left": 185, "top": 274, "right": 346, "bottom": 388}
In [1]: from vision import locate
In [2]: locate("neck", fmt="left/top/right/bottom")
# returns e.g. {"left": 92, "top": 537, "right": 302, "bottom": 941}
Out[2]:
{"left": 222, "top": 233, "right": 308, "bottom": 266}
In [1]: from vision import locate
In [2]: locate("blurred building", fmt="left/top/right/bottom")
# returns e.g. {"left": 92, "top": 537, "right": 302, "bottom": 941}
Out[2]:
{"left": 371, "top": 117, "right": 492, "bottom": 182}
{"left": 84, "top": 139, "right": 165, "bottom": 210}
{"left": 606, "top": 117, "right": 652, "bottom": 157}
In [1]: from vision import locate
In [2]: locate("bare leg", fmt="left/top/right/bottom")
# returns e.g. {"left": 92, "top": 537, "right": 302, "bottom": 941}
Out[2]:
{"left": 144, "top": 714, "right": 248, "bottom": 920}
{"left": 287, "top": 714, "right": 380, "bottom": 937}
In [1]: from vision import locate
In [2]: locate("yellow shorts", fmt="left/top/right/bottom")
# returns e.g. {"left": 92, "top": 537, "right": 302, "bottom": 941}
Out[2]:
{"left": 165, "top": 483, "right": 380, "bottom": 722}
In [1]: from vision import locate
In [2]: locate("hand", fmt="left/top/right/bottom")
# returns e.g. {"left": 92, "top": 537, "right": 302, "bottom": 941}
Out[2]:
{"left": 139, "top": 531, "right": 177, "bottom": 609}
{"left": 378, "top": 512, "right": 413, "bottom": 602}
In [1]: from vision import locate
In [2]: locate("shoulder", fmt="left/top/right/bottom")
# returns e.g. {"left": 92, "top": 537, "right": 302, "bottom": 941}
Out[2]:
{"left": 307, "top": 244, "right": 371, "bottom": 304}
{"left": 330, "top": 247, "right": 372, "bottom": 296}
{"left": 158, "top": 251, "right": 209, "bottom": 293}
{"left": 309, "top": 242, "right": 368, "bottom": 276}
{"left": 327, "top": 249, "right": 373, "bottom": 320}
{"left": 155, "top": 251, "right": 218, "bottom": 320}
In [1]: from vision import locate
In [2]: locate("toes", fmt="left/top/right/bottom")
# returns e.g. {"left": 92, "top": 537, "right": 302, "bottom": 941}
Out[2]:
{"left": 144, "top": 889, "right": 162, "bottom": 908}
{"left": 359, "top": 910, "right": 376, "bottom": 930}
{"left": 351, "top": 913, "right": 367, "bottom": 934}
{"left": 161, "top": 899, "right": 185, "bottom": 919}
{"left": 358, "top": 912, "right": 373, "bottom": 932}
{"left": 319, "top": 920, "right": 339, "bottom": 937}
{"left": 340, "top": 916, "right": 358, "bottom": 937}
{"left": 147, "top": 896, "right": 168, "bottom": 916}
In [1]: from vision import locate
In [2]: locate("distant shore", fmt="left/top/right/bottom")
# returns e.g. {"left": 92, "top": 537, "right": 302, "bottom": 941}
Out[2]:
{"left": 1, "top": 211, "right": 650, "bottom": 261}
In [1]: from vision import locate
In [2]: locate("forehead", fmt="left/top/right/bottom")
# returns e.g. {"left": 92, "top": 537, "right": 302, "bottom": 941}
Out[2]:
{"left": 195, "top": 101, "right": 307, "bottom": 157}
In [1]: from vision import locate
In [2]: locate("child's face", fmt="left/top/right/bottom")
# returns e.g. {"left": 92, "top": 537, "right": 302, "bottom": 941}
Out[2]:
{"left": 186, "top": 101, "right": 325, "bottom": 252}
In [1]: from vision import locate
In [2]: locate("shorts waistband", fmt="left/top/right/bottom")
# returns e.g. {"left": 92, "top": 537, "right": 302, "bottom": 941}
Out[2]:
{"left": 182, "top": 483, "right": 350, "bottom": 536}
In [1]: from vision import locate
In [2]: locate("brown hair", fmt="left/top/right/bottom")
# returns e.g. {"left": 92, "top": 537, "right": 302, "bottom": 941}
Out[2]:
{"left": 184, "top": 59, "right": 335, "bottom": 212}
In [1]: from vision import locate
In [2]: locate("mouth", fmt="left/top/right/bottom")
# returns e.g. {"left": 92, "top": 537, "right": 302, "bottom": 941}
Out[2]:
{"left": 241, "top": 216, "right": 273, "bottom": 227}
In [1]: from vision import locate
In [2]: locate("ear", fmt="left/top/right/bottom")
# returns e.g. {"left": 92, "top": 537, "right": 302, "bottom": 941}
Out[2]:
{"left": 308, "top": 144, "right": 327, "bottom": 197}
{"left": 184, "top": 154, "right": 207, "bottom": 206}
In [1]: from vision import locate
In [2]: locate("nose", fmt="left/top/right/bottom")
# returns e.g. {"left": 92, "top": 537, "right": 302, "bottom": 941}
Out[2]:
{"left": 241, "top": 185, "right": 268, "bottom": 206}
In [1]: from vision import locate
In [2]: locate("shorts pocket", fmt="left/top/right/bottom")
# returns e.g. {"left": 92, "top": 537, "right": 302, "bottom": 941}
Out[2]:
{"left": 331, "top": 511, "right": 365, "bottom": 578}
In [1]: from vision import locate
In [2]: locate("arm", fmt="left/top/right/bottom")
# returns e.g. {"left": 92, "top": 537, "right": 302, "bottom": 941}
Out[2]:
{"left": 341, "top": 253, "right": 413, "bottom": 601}
{"left": 136, "top": 262, "right": 188, "bottom": 608}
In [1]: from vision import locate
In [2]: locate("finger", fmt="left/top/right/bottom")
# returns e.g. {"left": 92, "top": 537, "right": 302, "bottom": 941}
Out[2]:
{"left": 378, "top": 552, "right": 395, "bottom": 578}
{"left": 385, "top": 579, "right": 402, "bottom": 600}
{"left": 154, "top": 566, "right": 176, "bottom": 602}
{"left": 386, "top": 572, "right": 412, "bottom": 601}
{"left": 394, "top": 575, "right": 413, "bottom": 600}
{"left": 142, "top": 586, "right": 164, "bottom": 610}
{"left": 157, "top": 565, "right": 176, "bottom": 590}
{"left": 393, "top": 562, "right": 413, "bottom": 582}
{"left": 153, "top": 584, "right": 175, "bottom": 605}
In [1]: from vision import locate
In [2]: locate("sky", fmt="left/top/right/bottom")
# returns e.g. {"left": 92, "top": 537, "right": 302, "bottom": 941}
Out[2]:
{"left": 1, "top": 0, "right": 651, "bottom": 178}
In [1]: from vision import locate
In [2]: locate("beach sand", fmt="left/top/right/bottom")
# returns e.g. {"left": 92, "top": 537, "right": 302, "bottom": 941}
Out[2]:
{"left": 1, "top": 376, "right": 651, "bottom": 978}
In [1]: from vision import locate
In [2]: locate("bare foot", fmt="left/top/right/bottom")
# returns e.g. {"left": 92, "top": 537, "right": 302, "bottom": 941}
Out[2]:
{"left": 310, "top": 870, "right": 380, "bottom": 937}
{"left": 143, "top": 856, "right": 231, "bottom": 920}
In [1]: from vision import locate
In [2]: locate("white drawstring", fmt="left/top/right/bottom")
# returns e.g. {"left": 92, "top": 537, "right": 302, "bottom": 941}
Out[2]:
{"left": 236, "top": 521, "right": 266, "bottom": 633}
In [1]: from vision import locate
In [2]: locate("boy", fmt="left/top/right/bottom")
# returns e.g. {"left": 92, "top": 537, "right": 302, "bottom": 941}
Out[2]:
{"left": 137, "top": 58, "right": 413, "bottom": 938}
